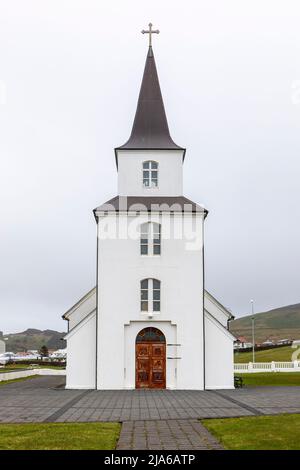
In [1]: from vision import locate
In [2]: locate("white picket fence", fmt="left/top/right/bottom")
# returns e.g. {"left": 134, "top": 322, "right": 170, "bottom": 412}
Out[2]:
{"left": 234, "top": 360, "right": 300, "bottom": 373}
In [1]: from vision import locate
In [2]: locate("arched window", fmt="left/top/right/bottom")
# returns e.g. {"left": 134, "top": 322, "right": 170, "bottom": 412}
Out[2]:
{"left": 136, "top": 327, "right": 165, "bottom": 343}
{"left": 143, "top": 161, "right": 158, "bottom": 187}
{"left": 140, "top": 279, "right": 161, "bottom": 312}
{"left": 140, "top": 222, "right": 161, "bottom": 256}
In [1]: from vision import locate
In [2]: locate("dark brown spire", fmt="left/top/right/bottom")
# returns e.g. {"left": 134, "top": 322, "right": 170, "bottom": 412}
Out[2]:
{"left": 116, "top": 46, "right": 184, "bottom": 151}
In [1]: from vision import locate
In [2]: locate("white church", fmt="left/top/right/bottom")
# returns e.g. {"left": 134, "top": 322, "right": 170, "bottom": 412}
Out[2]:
{"left": 63, "top": 27, "right": 235, "bottom": 391}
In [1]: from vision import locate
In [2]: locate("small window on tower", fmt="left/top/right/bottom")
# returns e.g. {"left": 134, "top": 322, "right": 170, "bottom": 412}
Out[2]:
{"left": 140, "top": 222, "right": 161, "bottom": 256}
{"left": 143, "top": 161, "right": 158, "bottom": 187}
{"left": 140, "top": 279, "right": 161, "bottom": 313}
{"left": 140, "top": 279, "right": 149, "bottom": 311}
{"left": 153, "top": 279, "right": 161, "bottom": 311}
{"left": 140, "top": 223, "right": 149, "bottom": 255}
{"left": 153, "top": 223, "right": 161, "bottom": 255}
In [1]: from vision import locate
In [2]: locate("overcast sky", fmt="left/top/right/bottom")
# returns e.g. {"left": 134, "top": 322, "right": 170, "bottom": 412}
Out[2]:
{"left": 0, "top": 0, "right": 300, "bottom": 333}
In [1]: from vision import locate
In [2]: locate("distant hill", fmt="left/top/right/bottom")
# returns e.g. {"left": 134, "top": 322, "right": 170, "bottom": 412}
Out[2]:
{"left": 2, "top": 329, "right": 66, "bottom": 353}
{"left": 230, "top": 303, "right": 300, "bottom": 343}
{"left": 234, "top": 345, "right": 295, "bottom": 363}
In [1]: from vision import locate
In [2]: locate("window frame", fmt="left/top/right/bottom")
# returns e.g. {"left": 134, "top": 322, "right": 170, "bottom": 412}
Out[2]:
{"left": 142, "top": 161, "right": 158, "bottom": 188}
{"left": 140, "top": 222, "right": 161, "bottom": 257}
{"left": 140, "top": 278, "right": 161, "bottom": 313}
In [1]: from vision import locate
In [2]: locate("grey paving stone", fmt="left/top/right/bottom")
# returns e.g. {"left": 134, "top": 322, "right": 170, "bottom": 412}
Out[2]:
{"left": 117, "top": 419, "right": 223, "bottom": 450}
{"left": 1, "top": 376, "right": 300, "bottom": 427}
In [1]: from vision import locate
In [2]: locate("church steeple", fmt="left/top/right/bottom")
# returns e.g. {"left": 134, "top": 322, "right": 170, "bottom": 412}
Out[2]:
{"left": 117, "top": 45, "right": 183, "bottom": 151}
{"left": 115, "top": 23, "right": 185, "bottom": 162}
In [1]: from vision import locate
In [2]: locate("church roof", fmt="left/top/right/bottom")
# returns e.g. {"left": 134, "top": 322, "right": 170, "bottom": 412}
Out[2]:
{"left": 115, "top": 46, "right": 184, "bottom": 153}
{"left": 93, "top": 196, "right": 207, "bottom": 215}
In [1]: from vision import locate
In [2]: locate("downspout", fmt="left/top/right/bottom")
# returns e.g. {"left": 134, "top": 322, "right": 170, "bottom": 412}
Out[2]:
{"left": 202, "top": 214, "right": 206, "bottom": 390}
{"left": 95, "top": 215, "right": 99, "bottom": 390}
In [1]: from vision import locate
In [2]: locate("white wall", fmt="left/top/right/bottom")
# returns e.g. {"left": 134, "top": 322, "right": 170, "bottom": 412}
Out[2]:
{"left": 65, "top": 311, "right": 96, "bottom": 389}
{"left": 66, "top": 289, "right": 96, "bottom": 330}
{"left": 204, "top": 293, "right": 230, "bottom": 328}
{"left": 117, "top": 150, "right": 184, "bottom": 196}
{"left": 204, "top": 312, "right": 234, "bottom": 389}
{"left": 97, "top": 212, "right": 205, "bottom": 389}
{"left": 63, "top": 210, "right": 235, "bottom": 390}
{"left": 63, "top": 283, "right": 235, "bottom": 390}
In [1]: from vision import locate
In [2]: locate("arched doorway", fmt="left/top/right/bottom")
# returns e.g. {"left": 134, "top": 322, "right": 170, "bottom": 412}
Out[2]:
{"left": 136, "top": 327, "right": 166, "bottom": 389}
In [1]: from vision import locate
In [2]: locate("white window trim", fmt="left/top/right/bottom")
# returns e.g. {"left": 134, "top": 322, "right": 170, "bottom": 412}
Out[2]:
{"left": 140, "top": 222, "right": 161, "bottom": 257}
{"left": 140, "top": 279, "right": 161, "bottom": 314}
{"left": 142, "top": 161, "right": 159, "bottom": 189}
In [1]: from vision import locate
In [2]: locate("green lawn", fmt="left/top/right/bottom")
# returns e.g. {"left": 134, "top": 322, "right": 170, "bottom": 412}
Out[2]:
{"left": 0, "top": 375, "right": 39, "bottom": 386}
{"left": 236, "top": 372, "right": 300, "bottom": 386}
{"left": 202, "top": 414, "right": 300, "bottom": 450}
{"left": 234, "top": 345, "right": 295, "bottom": 363}
{"left": 0, "top": 422, "right": 121, "bottom": 450}
{"left": 0, "top": 364, "right": 65, "bottom": 373}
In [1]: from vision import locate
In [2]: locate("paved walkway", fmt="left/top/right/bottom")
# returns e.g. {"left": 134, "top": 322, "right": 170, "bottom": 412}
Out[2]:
{"left": 217, "top": 387, "right": 300, "bottom": 416}
{"left": 1, "top": 376, "right": 300, "bottom": 450}
{"left": 116, "top": 419, "right": 223, "bottom": 450}
{"left": 0, "top": 376, "right": 300, "bottom": 424}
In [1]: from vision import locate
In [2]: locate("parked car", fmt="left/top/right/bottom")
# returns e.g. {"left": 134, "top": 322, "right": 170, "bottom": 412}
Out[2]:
{"left": 0, "top": 352, "right": 16, "bottom": 365}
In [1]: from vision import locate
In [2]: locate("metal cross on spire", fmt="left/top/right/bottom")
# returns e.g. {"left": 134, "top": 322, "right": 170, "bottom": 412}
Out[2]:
{"left": 141, "top": 23, "right": 160, "bottom": 47}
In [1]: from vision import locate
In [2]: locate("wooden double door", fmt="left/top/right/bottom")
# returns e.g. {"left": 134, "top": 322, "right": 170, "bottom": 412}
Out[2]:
{"left": 136, "top": 342, "right": 166, "bottom": 389}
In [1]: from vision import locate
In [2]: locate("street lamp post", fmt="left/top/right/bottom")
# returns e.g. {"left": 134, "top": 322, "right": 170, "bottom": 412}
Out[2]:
{"left": 251, "top": 299, "right": 255, "bottom": 363}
